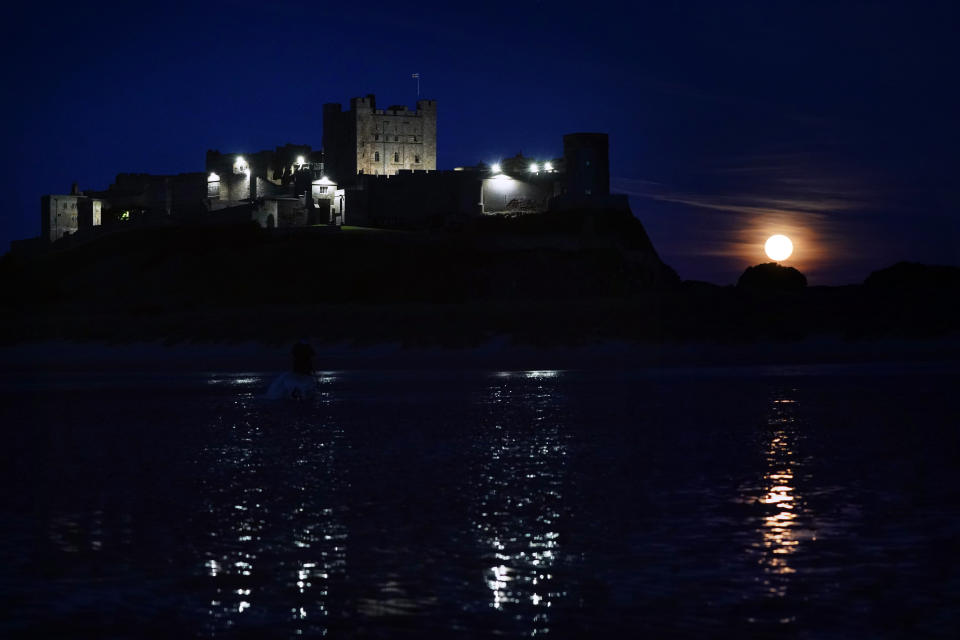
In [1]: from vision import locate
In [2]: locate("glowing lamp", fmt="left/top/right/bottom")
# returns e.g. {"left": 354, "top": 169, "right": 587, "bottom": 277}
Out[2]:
{"left": 491, "top": 163, "right": 501, "bottom": 173}
{"left": 296, "top": 156, "right": 305, "bottom": 165}
{"left": 529, "top": 163, "right": 539, "bottom": 173}
{"left": 544, "top": 162, "right": 553, "bottom": 171}
{"left": 207, "top": 172, "right": 219, "bottom": 182}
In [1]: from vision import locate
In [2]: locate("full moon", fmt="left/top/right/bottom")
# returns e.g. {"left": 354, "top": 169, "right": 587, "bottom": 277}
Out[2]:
{"left": 764, "top": 234, "right": 794, "bottom": 261}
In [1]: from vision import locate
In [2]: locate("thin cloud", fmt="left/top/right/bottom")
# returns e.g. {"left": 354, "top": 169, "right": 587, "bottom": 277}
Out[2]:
{"left": 612, "top": 160, "right": 880, "bottom": 283}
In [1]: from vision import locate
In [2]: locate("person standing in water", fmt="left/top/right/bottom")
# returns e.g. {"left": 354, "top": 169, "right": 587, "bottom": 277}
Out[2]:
{"left": 265, "top": 338, "right": 317, "bottom": 400}
{"left": 291, "top": 338, "right": 316, "bottom": 376}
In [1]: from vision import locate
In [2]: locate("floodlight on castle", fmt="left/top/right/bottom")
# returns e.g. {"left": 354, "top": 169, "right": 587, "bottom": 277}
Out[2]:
{"left": 233, "top": 156, "right": 249, "bottom": 175}
{"left": 490, "top": 174, "right": 514, "bottom": 192}
{"left": 32, "top": 93, "right": 615, "bottom": 246}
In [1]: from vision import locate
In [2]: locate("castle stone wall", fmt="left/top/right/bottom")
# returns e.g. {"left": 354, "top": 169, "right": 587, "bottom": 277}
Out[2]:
{"left": 481, "top": 176, "right": 554, "bottom": 214}
{"left": 323, "top": 95, "right": 436, "bottom": 186}
{"left": 563, "top": 133, "right": 609, "bottom": 197}
{"left": 346, "top": 170, "right": 479, "bottom": 228}
{"left": 41, "top": 194, "right": 102, "bottom": 243}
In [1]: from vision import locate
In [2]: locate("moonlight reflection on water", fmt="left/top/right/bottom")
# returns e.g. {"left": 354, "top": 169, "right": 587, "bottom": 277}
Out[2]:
{"left": 754, "top": 393, "right": 806, "bottom": 601}
{"left": 0, "top": 367, "right": 957, "bottom": 637}
{"left": 197, "top": 375, "right": 348, "bottom": 636}
{"left": 475, "top": 372, "right": 568, "bottom": 635}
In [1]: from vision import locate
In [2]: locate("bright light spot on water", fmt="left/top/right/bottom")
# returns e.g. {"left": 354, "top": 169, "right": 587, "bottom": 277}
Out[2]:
{"left": 750, "top": 393, "right": 808, "bottom": 590}
{"left": 525, "top": 370, "right": 559, "bottom": 379}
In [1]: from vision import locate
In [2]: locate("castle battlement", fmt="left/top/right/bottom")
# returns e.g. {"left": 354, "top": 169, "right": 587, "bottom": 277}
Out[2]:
{"left": 30, "top": 89, "right": 612, "bottom": 248}
{"left": 323, "top": 94, "right": 437, "bottom": 185}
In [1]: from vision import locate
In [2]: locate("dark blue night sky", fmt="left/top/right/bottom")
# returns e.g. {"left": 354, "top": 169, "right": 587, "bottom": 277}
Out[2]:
{"left": 3, "top": 1, "right": 956, "bottom": 284}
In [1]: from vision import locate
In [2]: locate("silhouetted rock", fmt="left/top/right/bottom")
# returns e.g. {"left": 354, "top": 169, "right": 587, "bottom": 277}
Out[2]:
{"left": 864, "top": 261, "right": 960, "bottom": 290}
{"left": 737, "top": 262, "right": 807, "bottom": 291}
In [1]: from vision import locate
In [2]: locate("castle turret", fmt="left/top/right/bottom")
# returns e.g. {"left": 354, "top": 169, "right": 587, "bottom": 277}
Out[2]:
{"left": 563, "top": 133, "right": 609, "bottom": 197}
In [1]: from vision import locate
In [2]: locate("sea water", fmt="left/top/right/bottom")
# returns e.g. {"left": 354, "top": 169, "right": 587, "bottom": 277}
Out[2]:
{"left": 1, "top": 365, "right": 958, "bottom": 637}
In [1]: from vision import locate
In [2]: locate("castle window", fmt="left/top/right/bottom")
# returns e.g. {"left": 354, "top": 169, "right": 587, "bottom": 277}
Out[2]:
{"left": 394, "top": 152, "right": 399, "bottom": 162}
{"left": 374, "top": 134, "right": 379, "bottom": 141}
{"left": 375, "top": 152, "right": 380, "bottom": 162}
{"left": 415, "top": 155, "right": 421, "bottom": 163}
{"left": 394, "top": 136, "right": 399, "bottom": 142}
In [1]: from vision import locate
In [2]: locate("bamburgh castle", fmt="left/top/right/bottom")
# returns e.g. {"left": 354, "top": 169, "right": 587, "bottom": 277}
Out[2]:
{"left": 26, "top": 94, "right": 621, "bottom": 249}
{"left": 323, "top": 95, "right": 438, "bottom": 179}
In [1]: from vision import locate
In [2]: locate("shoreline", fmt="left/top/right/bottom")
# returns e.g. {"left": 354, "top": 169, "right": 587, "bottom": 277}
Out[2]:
{"left": 1, "top": 335, "right": 958, "bottom": 375}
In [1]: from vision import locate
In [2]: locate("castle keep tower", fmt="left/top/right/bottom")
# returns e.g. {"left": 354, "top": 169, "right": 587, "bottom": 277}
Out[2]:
{"left": 323, "top": 94, "right": 437, "bottom": 185}
{"left": 563, "top": 133, "right": 609, "bottom": 197}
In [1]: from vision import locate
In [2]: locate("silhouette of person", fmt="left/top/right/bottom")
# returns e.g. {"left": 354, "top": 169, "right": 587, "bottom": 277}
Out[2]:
{"left": 291, "top": 338, "right": 315, "bottom": 376}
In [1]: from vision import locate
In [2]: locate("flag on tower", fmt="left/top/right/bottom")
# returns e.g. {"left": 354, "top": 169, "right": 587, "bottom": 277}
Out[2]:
{"left": 411, "top": 73, "right": 420, "bottom": 78}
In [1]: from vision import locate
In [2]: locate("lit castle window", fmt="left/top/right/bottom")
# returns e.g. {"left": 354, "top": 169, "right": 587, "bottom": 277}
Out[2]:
{"left": 207, "top": 172, "right": 220, "bottom": 199}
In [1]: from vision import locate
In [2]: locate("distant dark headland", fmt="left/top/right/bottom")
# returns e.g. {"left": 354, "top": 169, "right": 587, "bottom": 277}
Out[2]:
{"left": 737, "top": 262, "right": 807, "bottom": 291}
{"left": 1, "top": 209, "right": 957, "bottom": 347}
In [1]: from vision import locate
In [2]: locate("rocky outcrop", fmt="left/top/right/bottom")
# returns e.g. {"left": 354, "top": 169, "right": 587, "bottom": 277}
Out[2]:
{"left": 737, "top": 262, "right": 807, "bottom": 291}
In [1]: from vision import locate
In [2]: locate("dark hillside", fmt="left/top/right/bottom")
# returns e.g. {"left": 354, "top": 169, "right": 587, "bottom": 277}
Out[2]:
{"left": 0, "top": 209, "right": 677, "bottom": 311}
{"left": 1, "top": 212, "right": 957, "bottom": 346}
